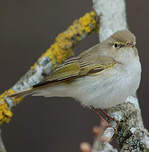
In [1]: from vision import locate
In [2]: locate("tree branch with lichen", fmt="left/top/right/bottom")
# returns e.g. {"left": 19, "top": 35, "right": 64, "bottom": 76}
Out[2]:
{"left": 0, "top": 11, "right": 99, "bottom": 152}
{"left": 0, "top": 11, "right": 99, "bottom": 124}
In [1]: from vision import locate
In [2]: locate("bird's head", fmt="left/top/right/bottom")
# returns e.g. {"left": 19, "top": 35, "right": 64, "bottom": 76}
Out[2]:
{"left": 100, "top": 30, "right": 138, "bottom": 64}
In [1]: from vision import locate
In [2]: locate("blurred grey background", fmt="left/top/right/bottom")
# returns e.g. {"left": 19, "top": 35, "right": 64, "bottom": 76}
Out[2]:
{"left": 0, "top": 0, "right": 148, "bottom": 151}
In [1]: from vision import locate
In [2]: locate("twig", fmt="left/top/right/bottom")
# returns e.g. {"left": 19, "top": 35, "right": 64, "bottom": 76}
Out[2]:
{"left": 0, "top": 10, "right": 99, "bottom": 152}
{"left": 0, "top": 11, "right": 99, "bottom": 124}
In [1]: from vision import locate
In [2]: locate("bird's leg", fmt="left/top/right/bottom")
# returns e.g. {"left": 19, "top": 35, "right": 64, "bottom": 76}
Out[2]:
{"left": 91, "top": 106, "right": 105, "bottom": 122}
{"left": 90, "top": 106, "right": 119, "bottom": 140}
{"left": 90, "top": 106, "right": 109, "bottom": 129}
{"left": 97, "top": 108, "right": 119, "bottom": 129}
{"left": 97, "top": 108, "right": 119, "bottom": 140}
{"left": 91, "top": 106, "right": 109, "bottom": 141}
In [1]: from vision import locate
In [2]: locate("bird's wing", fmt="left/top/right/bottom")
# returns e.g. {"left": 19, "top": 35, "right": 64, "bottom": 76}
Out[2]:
{"left": 9, "top": 45, "right": 116, "bottom": 98}
{"left": 33, "top": 46, "right": 116, "bottom": 88}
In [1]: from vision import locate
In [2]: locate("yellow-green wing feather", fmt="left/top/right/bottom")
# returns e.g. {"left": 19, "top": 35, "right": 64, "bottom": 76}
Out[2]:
{"left": 47, "top": 61, "right": 81, "bottom": 81}
{"left": 35, "top": 45, "right": 116, "bottom": 86}
{"left": 9, "top": 45, "right": 116, "bottom": 98}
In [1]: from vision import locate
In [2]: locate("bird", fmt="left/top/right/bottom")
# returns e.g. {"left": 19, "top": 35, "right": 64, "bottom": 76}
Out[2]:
{"left": 9, "top": 30, "right": 141, "bottom": 110}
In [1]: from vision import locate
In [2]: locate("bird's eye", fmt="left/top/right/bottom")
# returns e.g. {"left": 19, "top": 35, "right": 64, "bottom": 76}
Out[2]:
{"left": 114, "top": 43, "right": 118, "bottom": 48}
{"left": 113, "top": 43, "right": 123, "bottom": 48}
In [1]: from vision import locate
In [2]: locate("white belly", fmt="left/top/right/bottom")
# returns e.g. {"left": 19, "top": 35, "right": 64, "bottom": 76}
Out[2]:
{"left": 34, "top": 60, "right": 141, "bottom": 109}
{"left": 72, "top": 67, "right": 140, "bottom": 108}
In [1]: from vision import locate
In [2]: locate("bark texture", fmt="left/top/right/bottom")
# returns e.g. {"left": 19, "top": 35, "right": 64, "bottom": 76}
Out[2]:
{"left": 91, "top": 0, "right": 149, "bottom": 151}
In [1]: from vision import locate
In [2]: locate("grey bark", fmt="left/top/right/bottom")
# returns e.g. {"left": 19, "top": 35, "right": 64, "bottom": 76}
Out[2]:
{"left": 92, "top": 0, "right": 149, "bottom": 151}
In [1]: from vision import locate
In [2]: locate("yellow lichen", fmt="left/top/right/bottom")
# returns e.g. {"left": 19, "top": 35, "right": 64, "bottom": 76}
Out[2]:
{"left": 30, "top": 63, "right": 37, "bottom": 70}
{"left": 6, "top": 89, "right": 24, "bottom": 104}
{"left": 79, "top": 12, "right": 97, "bottom": 33}
{"left": 0, "top": 97, "right": 12, "bottom": 124}
{"left": 80, "top": 13, "right": 92, "bottom": 26}
{"left": 33, "top": 11, "right": 98, "bottom": 70}
{"left": 0, "top": 88, "right": 25, "bottom": 123}
{"left": 0, "top": 11, "right": 98, "bottom": 124}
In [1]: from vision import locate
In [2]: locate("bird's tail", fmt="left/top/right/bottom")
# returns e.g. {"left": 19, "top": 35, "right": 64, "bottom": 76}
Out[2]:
{"left": 9, "top": 87, "right": 36, "bottom": 98}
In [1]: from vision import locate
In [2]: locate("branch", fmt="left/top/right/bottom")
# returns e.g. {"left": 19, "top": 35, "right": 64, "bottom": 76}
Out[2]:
{"left": 0, "top": 11, "right": 99, "bottom": 152}
{"left": 0, "top": 11, "right": 99, "bottom": 124}
{"left": 89, "top": 0, "right": 149, "bottom": 151}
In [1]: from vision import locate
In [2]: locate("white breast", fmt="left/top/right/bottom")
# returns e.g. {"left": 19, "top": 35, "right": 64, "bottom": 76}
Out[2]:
{"left": 72, "top": 59, "right": 141, "bottom": 108}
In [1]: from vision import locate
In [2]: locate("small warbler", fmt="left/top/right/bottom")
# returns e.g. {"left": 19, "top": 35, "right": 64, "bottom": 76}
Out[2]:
{"left": 10, "top": 30, "right": 141, "bottom": 109}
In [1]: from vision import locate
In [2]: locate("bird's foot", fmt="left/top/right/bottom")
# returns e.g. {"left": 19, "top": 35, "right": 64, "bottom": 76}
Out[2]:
{"left": 90, "top": 106, "right": 119, "bottom": 142}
